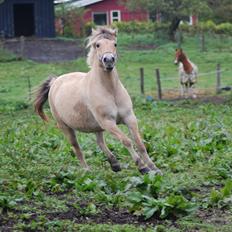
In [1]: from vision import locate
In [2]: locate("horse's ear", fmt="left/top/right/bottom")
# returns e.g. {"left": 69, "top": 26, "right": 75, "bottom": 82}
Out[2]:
{"left": 91, "top": 28, "right": 97, "bottom": 35}
{"left": 112, "top": 28, "right": 118, "bottom": 37}
{"left": 179, "top": 48, "right": 183, "bottom": 52}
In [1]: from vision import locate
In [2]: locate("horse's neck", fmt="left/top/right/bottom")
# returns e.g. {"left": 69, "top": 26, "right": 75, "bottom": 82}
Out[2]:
{"left": 92, "top": 65, "right": 119, "bottom": 93}
{"left": 181, "top": 58, "right": 193, "bottom": 74}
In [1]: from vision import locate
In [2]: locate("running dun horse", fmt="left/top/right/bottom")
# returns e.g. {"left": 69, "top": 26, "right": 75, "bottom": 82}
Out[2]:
{"left": 174, "top": 48, "right": 198, "bottom": 98}
{"left": 34, "top": 27, "right": 161, "bottom": 175}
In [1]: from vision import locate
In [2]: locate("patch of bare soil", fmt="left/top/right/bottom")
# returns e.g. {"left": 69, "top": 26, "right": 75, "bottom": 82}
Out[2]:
{"left": 160, "top": 89, "right": 231, "bottom": 104}
{"left": 0, "top": 206, "right": 158, "bottom": 231}
{"left": 3, "top": 38, "right": 85, "bottom": 63}
{"left": 196, "top": 208, "right": 232, "bottom": 226}
{"left": 1, "top": 199, "right": 232, "bottom": 231}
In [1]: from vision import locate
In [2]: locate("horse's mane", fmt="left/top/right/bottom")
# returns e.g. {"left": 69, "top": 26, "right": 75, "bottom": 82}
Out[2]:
{"left": 86, "top": 27, "right": 117, "bottom": 67}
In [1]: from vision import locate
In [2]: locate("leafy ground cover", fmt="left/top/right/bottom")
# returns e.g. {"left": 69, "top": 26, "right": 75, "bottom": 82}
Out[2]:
{"left": 1, "top": 32, "right": 232, "bottom": 231}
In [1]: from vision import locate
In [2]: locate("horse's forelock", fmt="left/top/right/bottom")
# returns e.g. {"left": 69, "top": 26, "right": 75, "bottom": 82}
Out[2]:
{"left": 86, "top": 27, "right": 117, "bottom": 67}
{"left": 86, "top": 27, "right": 117, "bottom": 48}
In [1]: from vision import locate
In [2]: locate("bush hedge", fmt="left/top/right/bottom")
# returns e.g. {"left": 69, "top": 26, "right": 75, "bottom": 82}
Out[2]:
{"left": 179, "top": 20, "right": 232, "bottom": 36}
{"left": 58, "top": 19, "right": 232, "bottom": 38}
{"left": 110, "top": 21, "right": 232, "bottom": 36}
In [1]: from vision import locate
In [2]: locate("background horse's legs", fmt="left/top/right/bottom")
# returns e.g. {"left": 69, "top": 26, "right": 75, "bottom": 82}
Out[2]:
{"left": 97, "top": 119, "right": 149, "bottom": 174}
{"left": 184, "top": 84, "right": 188, "bottom": 98}
{"left": 189, "top": 84, "right": 197, "bottom": 99}
{"left": 96, "top": 132, "right": 121, "bottom": 172}
{"left": 180, "top": 84, "right": 184, "bottom": 97}
{"left": 124, "top": 115, "right": 162, "bottom": 175}
{"left": 57, "top": 122, "right": 89, "bottom": 170}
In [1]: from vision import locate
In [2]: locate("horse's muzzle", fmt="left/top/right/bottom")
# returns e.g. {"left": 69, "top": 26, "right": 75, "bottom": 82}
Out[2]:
{"left": 174, "top": 59, "right": 178, "bottom": 65}
{"left": 102, "top": 53, "right": 116, "bottom": 71}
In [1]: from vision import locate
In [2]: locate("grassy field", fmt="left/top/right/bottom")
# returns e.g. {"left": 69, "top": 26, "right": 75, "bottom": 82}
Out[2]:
{"left": 1, "top": 33, "right": 232, "bottom": 231}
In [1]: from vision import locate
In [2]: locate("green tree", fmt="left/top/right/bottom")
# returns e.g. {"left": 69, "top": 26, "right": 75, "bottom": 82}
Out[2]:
{"left": 207, "top": 0, "right": 232, "bottom": 23}
{"left": 55, "top": 4, "right": 86, "bottom": 37}
{"left": 122, "top": 0, "right": 210, "bottom": 41}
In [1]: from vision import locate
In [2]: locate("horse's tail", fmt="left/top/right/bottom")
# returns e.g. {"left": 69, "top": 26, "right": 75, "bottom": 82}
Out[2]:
{"left": 34, "top": 75, "right": 56, "bottom": 122}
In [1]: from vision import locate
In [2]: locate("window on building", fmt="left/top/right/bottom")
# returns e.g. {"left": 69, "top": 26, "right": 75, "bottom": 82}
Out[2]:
{"left": 93, "top": 12, "right": 107, "bottom": 25}
{"left": 110, "top": 10, "right": 121, "bottom": 23}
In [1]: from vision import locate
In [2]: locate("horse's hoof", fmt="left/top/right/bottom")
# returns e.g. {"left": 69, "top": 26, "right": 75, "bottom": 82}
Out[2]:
{"left": 148, "top": 165, "right": 163, "bottom": 176}
{"left": 153, "top": 169, "right": 163, "bottom": 176}
{"left": 83, "top": 166, "right": 90, "bottom": 172}
{"left": 139, "top": 167, "right": 150, "bottom": 175}
{"left": 111, "top": 164, "right": 121, "bottom": 172}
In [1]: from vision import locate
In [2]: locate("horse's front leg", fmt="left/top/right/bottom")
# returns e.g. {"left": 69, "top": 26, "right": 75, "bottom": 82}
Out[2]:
{"left": 124, "top": 114, "right": 162, "bottom": 175}
{"left": 97, "top": 118, "right": 150, "bottom": 174}
{"left": 180, "top": 84, "right": 184, "bottom": 98}
{"left": 184, "top": 84, "right": 188, "bottom": 98}
{"left": 189, "top": 84, "right": 197, "bottom": 99}
{"left": 96, "top": 131, "right": 121, "bottom": 172}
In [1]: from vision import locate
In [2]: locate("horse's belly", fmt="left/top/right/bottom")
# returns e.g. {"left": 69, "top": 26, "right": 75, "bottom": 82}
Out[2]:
{"left": 63, "top": 102, "right": 103, "bottom": 133}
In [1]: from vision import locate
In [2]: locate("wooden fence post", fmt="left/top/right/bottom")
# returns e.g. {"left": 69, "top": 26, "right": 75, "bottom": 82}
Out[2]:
{"left": 140, "top": 67, "right": 144, "bottom": 95}
{"left": 216, "top": 63, "right": 221, "bottom": 94}
{"left": 176, "top": 30, "right": 182, "bottom": 48}
{"left": 155, "top": 68, "right": 162, "bottom": 100}
{"left": 19, "top": 36, "right": 25, "bottom": 59}
{"left": 26, "top": 76, "right": 32, "bottom": 101}
{"left": 200, "top": 32, "right": 206, "bottom": 52}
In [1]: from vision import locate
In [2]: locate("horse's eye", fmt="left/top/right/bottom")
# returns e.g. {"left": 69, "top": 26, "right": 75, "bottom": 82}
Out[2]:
{"left": 96, "top": 44, "right": 100, "bottom": 48}
{"left": 114, "top": 43, "right": 117, "bottom": 47}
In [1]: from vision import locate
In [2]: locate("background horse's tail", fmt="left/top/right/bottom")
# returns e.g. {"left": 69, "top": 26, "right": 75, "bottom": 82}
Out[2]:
{"left": 34, "top": 75, "right": 56, "bottom": 121}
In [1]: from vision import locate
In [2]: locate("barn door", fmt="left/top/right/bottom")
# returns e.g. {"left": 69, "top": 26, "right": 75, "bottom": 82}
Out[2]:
{"left": 13, "top": 3, "right": 35, "bottom": 37}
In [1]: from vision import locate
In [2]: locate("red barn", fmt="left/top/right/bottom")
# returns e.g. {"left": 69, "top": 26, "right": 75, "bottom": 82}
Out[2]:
{"left": 66, "top": 0, "right": 149, "bottom": 25}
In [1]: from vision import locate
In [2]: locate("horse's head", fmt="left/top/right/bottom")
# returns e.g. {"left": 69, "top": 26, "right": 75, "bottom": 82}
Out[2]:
{"left": 174, "top": 48, "right": 186, "bottom": 65}
{"left": 95, "top": 38, "right": 117, "bottom": 72}
{"left": 87, "top": 27, "right": 118, "bottom": 72}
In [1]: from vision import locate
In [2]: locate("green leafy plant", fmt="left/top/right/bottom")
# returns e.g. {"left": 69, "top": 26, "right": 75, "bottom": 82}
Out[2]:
{"left": 209, "top": 180, "right": 232, "bottom": 208}
{"left": 126, "top": 173, "right": 195, "bottom": 219}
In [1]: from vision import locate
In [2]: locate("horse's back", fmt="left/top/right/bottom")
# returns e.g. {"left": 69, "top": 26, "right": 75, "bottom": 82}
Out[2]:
{"left": 54, "top": 72, "right": 86, "bottom": 85}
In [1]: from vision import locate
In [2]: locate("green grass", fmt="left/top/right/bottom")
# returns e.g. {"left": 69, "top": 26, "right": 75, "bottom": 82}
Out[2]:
{"left": 0, "top": 32, "right": 232, "bottom": 103}
{"left": 1, "top": 32, "right": 232, "bottom": 231}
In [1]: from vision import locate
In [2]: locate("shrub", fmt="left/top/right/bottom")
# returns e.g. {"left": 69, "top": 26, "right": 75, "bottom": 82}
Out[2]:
{"left": 112, "top": 21, "right": 169, "bottom": 34}
{"left": 84, "top": 22, "right": 96, "bottom": 36}
{"left": 216, "top": 23, "right": 232, "bottom": 35}
{"left": 180, "top": 20, "right": 232, "bottom": 36}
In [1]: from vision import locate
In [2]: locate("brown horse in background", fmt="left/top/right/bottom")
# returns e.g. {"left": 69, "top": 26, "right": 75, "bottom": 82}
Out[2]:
{"left": 34, "top": 27, "right": 161, "bottom": 175}
{"left": 174, "top": 48, "right": 198, "bottom": 98}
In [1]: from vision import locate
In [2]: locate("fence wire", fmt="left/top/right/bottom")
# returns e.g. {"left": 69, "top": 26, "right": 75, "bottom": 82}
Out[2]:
{"left": 129, "top": 66, "right": 232, "bottom": 99}
{"left": 159, "top": 69, "right": 232, "bottom": 81}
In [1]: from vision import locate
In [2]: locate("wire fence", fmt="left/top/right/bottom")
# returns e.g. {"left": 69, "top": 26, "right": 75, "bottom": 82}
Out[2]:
{"left": 131, "top": 64, "right": 232, "bottom": 100}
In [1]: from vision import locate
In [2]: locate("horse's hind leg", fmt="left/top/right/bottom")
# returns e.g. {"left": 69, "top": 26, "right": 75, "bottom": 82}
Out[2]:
{"left": 57, "top": 122, "right": 89, "bottom": 170}
{"left": 96, "top": 132, "right": 121, "bottom": 172}
{"left": 184, "top": 84, "right": 188, "bottom": 98}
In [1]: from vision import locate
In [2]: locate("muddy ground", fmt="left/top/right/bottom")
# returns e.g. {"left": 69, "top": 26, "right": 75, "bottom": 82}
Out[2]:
{"left": 2, "top": 38, "right": 86, "bottom": 63}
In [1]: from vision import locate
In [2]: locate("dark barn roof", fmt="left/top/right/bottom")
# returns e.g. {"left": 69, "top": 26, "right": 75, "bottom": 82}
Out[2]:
{"left": 0, "top": 0, "right": 55, "bottom": 38}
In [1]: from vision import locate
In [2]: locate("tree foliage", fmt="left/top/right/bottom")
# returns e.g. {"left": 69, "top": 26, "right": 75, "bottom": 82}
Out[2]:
{"left": 122, "top": 0, "right": 210, "bottom": 40}
{"left": 207, "top": 0, "right": 232, "bottom": 23}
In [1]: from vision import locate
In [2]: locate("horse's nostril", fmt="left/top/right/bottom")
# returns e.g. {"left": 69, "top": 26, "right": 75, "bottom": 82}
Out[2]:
{"left": 103, "top": 57, "right": 107, "bottom": 63}
{"left": 112, "top": 57, "right": 115, "bottom": 62}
